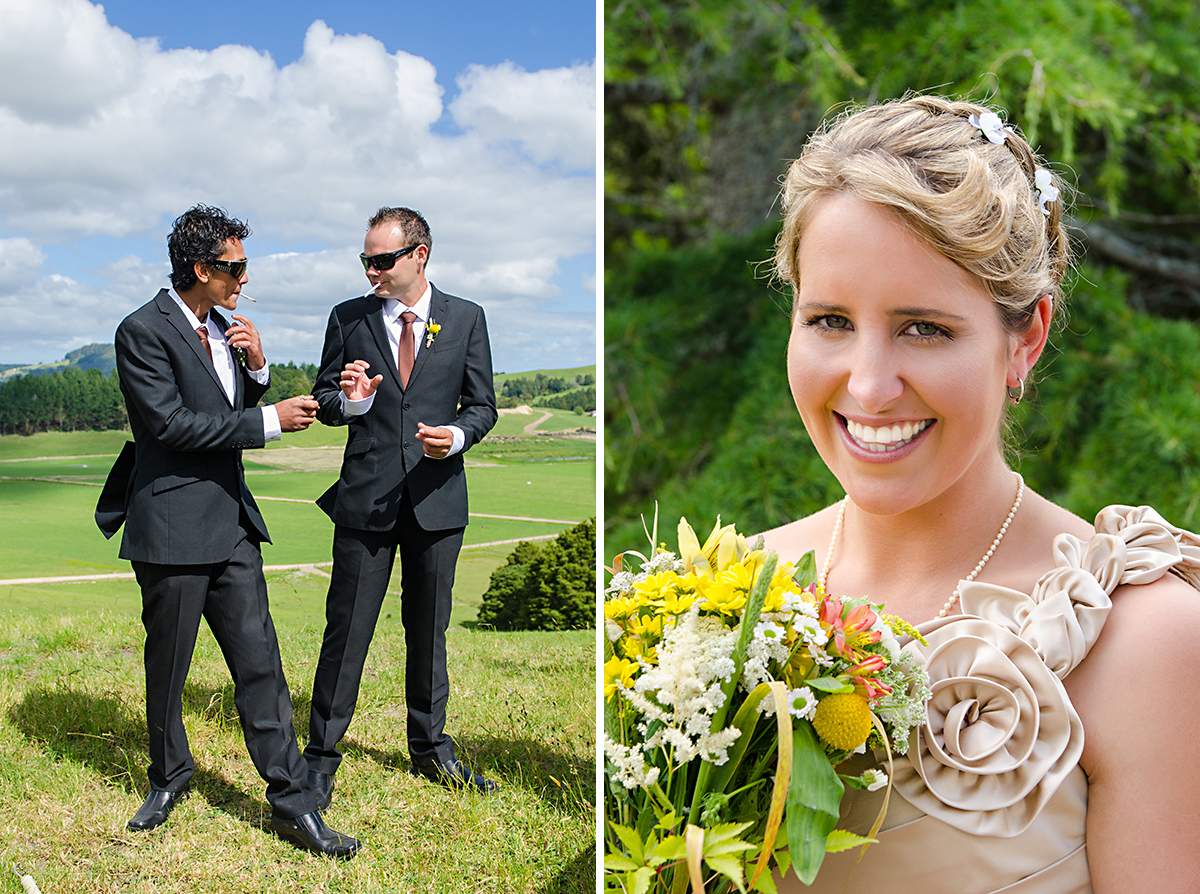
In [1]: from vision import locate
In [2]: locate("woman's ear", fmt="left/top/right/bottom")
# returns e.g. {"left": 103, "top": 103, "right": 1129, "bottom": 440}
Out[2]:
{"left": 1008, "top": 295, "right": 1053, "bottom": 387}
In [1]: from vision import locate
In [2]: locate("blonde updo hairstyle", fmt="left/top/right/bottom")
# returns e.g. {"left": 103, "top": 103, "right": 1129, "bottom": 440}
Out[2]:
{"left": 774, "top": 95, "right": 1070, "bottom": 336}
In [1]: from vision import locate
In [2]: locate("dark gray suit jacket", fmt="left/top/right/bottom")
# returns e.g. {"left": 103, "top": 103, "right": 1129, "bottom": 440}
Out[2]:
{"left": 96, "top": 289, "right": 271, "bottom": 563}
{"left": 313, "top": 285, "right": 497, "bottom": 532}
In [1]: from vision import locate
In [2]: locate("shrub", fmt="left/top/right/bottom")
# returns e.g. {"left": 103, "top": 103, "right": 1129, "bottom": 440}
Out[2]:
{"left": 478, "top": 519, "right": 596, "bottom": 631}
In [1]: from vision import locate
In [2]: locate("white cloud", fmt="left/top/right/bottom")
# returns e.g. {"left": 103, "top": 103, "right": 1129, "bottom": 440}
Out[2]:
{"left": 451, "top": 61, "right": 597, "bottom": 170}
{"left": 0, "top": 0, "right": 595, "bottom": 372}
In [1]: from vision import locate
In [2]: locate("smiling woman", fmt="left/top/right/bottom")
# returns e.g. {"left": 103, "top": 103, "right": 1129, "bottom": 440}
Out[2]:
{"left": 748, "top": 95, "right": 1200, "bottom": 893}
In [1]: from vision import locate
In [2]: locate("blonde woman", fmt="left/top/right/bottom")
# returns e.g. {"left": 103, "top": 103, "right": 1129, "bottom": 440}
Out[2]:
{"left": 763, "top": 95, "right": 1200, "bottom": 893}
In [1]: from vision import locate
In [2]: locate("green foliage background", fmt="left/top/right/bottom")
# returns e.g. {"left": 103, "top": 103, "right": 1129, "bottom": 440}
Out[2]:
{"left": 604, "top": 0, "right": 1200, "bottom": 552}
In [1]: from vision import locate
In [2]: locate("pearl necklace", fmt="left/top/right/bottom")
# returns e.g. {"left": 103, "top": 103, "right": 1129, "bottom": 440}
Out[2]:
{"left": 819, "top": 473, "right": 1025, "bottom": 620}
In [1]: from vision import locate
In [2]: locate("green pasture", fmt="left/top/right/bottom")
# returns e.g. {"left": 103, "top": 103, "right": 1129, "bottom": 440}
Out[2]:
{"left": 493, "top": 364, "right": 594, "bottom": 385}
{"left": 0, "top": 428, "right": 596, "bottom": 631}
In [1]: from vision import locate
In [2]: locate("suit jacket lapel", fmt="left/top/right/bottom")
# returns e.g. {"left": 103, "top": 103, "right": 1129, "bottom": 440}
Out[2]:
{"left": 407, "top": 287, "right": 449, "bottom": 389}
{"left": 156, "top": 289, "right": 226, "bottom": 396}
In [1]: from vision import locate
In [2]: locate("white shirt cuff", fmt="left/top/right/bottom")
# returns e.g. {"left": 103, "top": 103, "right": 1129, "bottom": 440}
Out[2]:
{"left": 445, "top": 424, "right": 465, "bottom": 457}
{"left": 262, "top": 404, "right": 282, "bottom": 442}
{"left": 341, "top": 391, "right": 375, "bottom": 416}
{"left": 248, "top": 361, "right": 271, "bottom": 385}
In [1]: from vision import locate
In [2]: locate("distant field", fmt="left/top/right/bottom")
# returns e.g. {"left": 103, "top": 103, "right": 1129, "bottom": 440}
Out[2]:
{"left": 0, "top": 426, "right": 596, "bottom": 631}
{"left": 493, "top": 364, "right": 594, "bottom": 386}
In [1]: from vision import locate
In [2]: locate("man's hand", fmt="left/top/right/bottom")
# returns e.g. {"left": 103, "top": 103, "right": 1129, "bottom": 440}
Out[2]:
{"left": 340, "top": 361, "right": 383, "bottom": 401}
{"left": 276, "top": 395, "right": 319, "bottom": 432}
{"left": 416, "top": 422, "right": 453, "bottom": 459}
{"left": 227, "top": 315, "right": 266, "bottom": 370}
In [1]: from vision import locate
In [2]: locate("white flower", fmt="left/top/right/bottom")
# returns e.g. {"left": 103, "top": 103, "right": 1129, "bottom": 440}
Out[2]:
{"left": 787, "top": 686, "right": 818, "bottom": 721}
{"left": 862, "top": 769, "right": 888, "bottom": 792}
{"left": 754, "top": 619, "right": 786, "bottom": 643}
{"left": 606, "top": 619, "right": 624, "bottom": 643}
{"left": 968, "top": 111, "right": 1011, "bottom": 145}
{"left": 783, "top": 592, "right": 818, "bottom": 616}
{"left": 794, "top": 614, "right": 828, "bottom": 648}
{"left": 602, "top": 736, "right": 662, "bottom": 790}
{"left": 606, "top": 571, "right": 636, "bottom": 595}
{"left": 1034, "top": 168, "right": 1060, "bottom": 216}
{"left": 625, "top": 606, "right": 742, "bottom": 765}
{"left": 807, "top": 640, "right": 835, "bottom": 667}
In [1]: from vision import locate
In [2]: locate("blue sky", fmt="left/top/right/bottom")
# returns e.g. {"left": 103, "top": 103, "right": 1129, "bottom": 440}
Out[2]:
{"left": 0, "top": 0, "right": 597, "bottom": 373}
{"left": 97, "top": 0, "right": 596, "bottom": 80}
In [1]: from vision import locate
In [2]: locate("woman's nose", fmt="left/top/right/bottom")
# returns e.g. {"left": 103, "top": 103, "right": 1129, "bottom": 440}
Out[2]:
{"left": 845, "top": 342, "right": 904, "bottom": 413}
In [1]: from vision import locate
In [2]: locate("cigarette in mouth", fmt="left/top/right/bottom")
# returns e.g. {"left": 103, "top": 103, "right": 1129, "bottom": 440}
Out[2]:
{"left": 240, "top": 294, "right": 258, "bottom": 302}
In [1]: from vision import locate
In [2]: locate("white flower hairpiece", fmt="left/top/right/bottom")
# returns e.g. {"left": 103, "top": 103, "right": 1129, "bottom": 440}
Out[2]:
{"left": 968, "top": 110, "right": 1012, "bottom": 145}
{"left": 1034, "top": 168, "right": 1060, "bottom": 216}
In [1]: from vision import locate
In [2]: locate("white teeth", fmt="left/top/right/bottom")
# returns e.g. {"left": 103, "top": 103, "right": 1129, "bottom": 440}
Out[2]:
{"left": 845, "top": 418, "right": 931, "bottom": 452}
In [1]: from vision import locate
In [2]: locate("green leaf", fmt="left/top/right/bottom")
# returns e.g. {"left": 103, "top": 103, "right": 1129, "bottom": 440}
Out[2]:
{"left": 824, "top": 829, "right": 877, "bottom": 853}
{"left": 786, "top": 721, "right": 845, "bottom": 885}
{"left": 629, "top": 866, "right": 654, "bottom": 894}
{"left": 705, "top": 855, "right": 749, "bottom": 893}
{"left": 703, "top": 680, "right": 772, "bottom": 798}
{"left": 751, "top": 866, "right": 780, "bottom": 894}
{"left": 806, "top": 676, "right": 854, "bottom": 694}
{"left": 604, "top": 854, "right": 643, "bottom": 872}
{"left": 610, "top": 820, "right": 647, "bottom": 865}
{"left": 791, "top": 549, "right": 818, "bottom": 588}
{"left": 701, "top": 821, "right": 757, "bottom": 857}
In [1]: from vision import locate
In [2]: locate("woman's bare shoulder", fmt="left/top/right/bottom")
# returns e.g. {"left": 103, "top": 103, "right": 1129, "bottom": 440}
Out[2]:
{"left": 759, "top": 503, "right": 842, "bottom": 562}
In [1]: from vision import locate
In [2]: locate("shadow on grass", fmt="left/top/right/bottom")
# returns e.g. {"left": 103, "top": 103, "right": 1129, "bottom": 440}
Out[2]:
{"left": 352, "top": 733, "right": 594, "bottom": 815}
{"left": 538, "top": 845, "right": 595, "bottom": 894}
{"left": 8, "top": 681, "right": 276, "bottom": 824}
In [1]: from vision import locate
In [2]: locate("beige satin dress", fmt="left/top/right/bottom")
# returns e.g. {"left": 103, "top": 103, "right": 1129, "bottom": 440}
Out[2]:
{"left": 785, "top": 506, "right": 1200, "bottom": 894}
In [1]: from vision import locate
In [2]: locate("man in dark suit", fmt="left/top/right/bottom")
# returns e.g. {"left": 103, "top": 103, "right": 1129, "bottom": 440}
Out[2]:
{"left": 96, "top": 205, "right": 359, "bottom": 857}
{"left": 303, "top": 207, "right": 498, "bottom": 804}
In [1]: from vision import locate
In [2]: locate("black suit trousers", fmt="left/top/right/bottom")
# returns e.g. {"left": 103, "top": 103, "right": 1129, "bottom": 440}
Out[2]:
{"left": 305, "top": 485, "right": 463, "bottom": 773}
{"left": 132, "top": 522, "right": 314, "bottom": 818}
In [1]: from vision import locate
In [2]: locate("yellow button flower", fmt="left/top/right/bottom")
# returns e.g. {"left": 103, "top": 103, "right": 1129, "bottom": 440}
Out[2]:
{"left": 812, "top": 692, "right": 872, "bottom": 752}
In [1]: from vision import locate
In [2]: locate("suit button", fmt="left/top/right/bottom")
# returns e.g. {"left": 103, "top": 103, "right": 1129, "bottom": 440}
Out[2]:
{"left": 403, "top": 441, "right": 410, "bottom": 449}
{"left": 403, "top": 402, "right": 410, "bottom": 409}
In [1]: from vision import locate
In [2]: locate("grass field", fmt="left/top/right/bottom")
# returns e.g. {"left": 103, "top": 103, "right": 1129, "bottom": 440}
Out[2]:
{"left": 0, "top": 421, "right": 597, "bottom": 892}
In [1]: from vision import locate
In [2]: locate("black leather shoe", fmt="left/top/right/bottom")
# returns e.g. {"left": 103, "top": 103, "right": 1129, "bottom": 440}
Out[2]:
{"left": 307, "top": 770, "right": 334, "bottom": 812}
{"left": 127, "top": 787, "right": 188, "bottom": 831}
{"left": 410, "top": 757, "right": 498, "bottom": 793}
{"left": 270, "top": 810, "right": 360, "bottom": 859}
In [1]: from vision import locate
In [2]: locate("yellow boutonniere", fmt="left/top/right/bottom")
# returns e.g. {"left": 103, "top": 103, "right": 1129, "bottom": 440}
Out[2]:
{"left": 425, "top": 320, "right": 441, "bottom": 349}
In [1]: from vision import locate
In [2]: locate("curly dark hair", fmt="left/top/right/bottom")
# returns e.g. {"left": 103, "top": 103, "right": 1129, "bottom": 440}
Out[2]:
{"left": 168, "top": 205, "right": 251, "bottom": 291}
{"left": 367, "top": 207, "right": 432, "bottom": 259}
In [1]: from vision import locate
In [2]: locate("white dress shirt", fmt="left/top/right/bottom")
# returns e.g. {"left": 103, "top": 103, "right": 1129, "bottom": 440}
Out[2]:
{"left": 341, "top": 282, "right": 465, "bottom": 457}
{"left": 169, "top": 289, "right": 281, "bottom": 441}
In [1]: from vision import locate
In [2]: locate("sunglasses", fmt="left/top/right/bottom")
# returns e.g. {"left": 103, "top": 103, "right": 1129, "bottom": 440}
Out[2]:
{"left": 208, "top": 258, "right": 248, "bottom": 279}
{"left": 360, "top": 244, "right": 419, "bottom": 272}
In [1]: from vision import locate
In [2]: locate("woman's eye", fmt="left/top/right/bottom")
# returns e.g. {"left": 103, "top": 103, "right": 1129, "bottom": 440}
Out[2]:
{"left": 907, "top": 321, "right": 944, "bottom": 338}
{"left": 819, "top": 314, "right": 850, "bottom": 330}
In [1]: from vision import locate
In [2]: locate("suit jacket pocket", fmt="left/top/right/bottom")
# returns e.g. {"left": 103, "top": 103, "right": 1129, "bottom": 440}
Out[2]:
{"left": 151, "top": 464, "right": 205, "bottom": 494}
{"left": 344, "top": 436, "right": 375, "bottom": 458}
{"left": 431, "top": 336, "right": 466, "bottom": 353}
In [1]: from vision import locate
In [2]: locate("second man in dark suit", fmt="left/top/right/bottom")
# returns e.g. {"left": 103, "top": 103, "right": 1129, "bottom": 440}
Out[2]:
{"left": 304, "top": 207, "right": 498, "bottom": 804}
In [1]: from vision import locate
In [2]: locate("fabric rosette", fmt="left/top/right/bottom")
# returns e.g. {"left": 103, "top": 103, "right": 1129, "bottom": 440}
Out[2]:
{"left": 891, "top": 614, "right": 1083, "bottom": 838}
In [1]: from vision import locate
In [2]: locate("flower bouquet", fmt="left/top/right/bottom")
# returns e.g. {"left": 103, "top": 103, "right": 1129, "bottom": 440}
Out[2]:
{"left": 603, "top": 514, "right": 931, "bottom": 892}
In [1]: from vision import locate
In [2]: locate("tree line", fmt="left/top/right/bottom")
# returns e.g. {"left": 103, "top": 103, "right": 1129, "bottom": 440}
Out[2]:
{"left": 0, "top": 360, "right": 597, "bottom": 434}
{"left": 0, "top": 361, "right": 319, "bottom": 436}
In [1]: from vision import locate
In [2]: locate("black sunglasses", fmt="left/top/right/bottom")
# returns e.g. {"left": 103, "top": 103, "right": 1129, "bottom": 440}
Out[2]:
{"left": 208, "top": 258, "right": 248, "bottom": 279}
{"left": 360, "top": 244, "right": 419, "bottom": 272}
